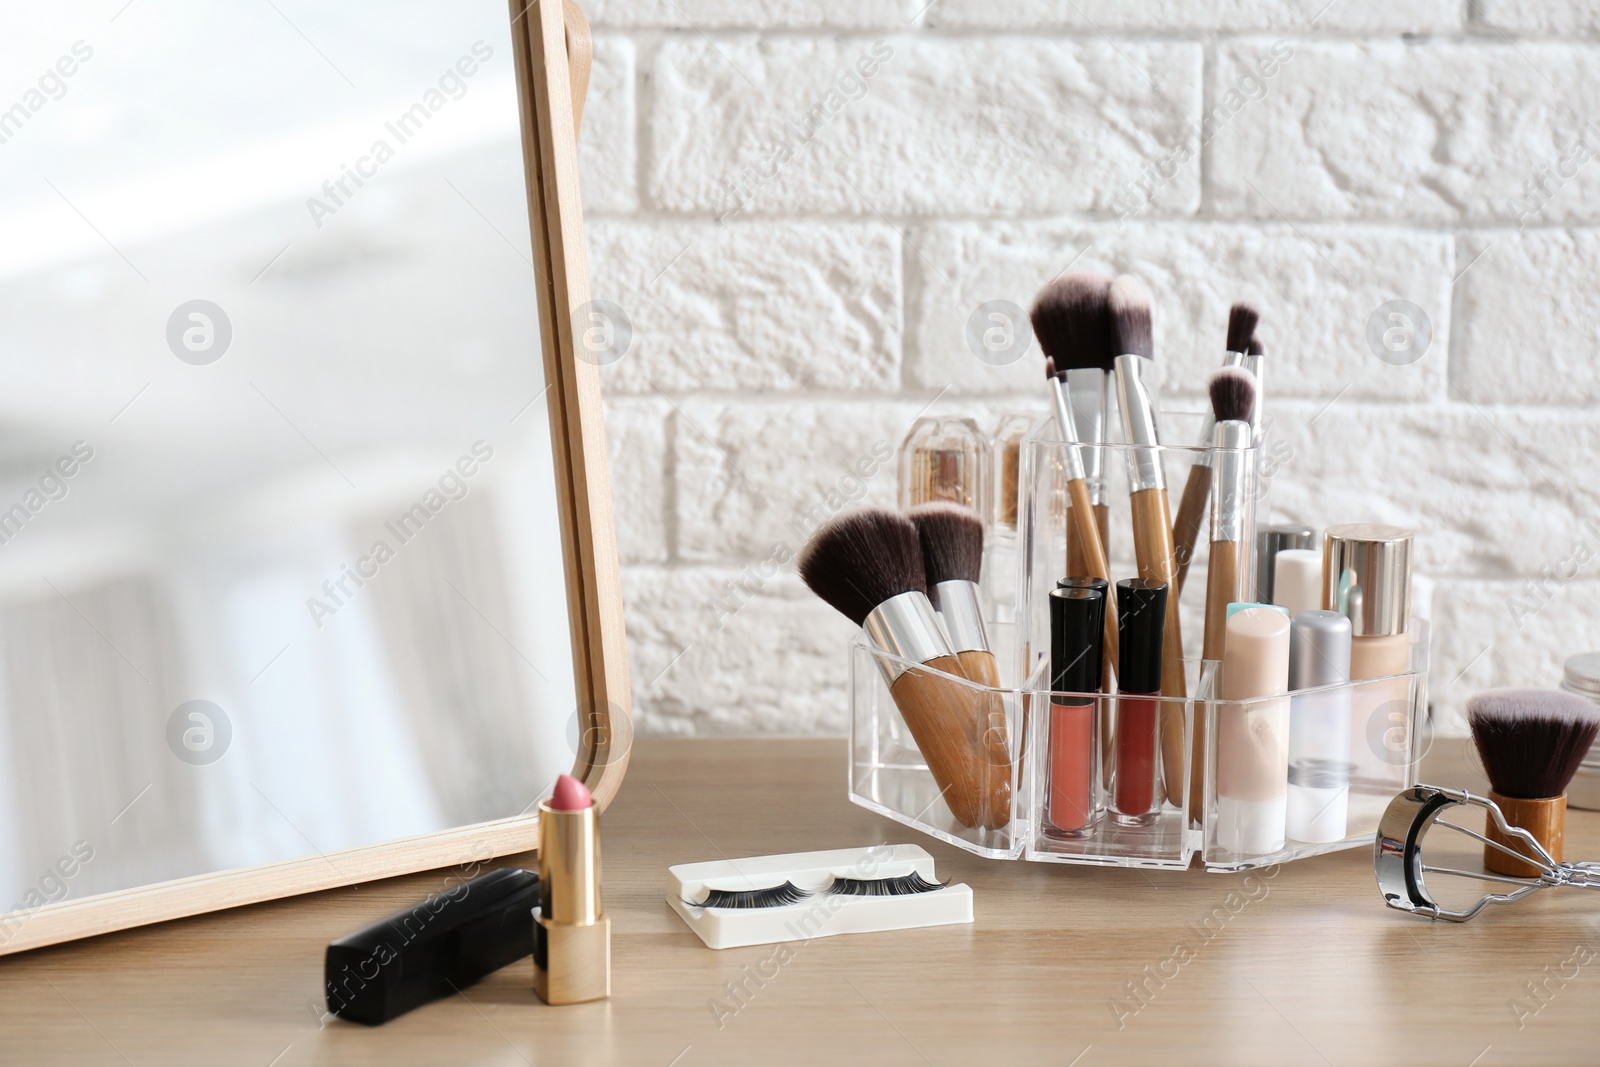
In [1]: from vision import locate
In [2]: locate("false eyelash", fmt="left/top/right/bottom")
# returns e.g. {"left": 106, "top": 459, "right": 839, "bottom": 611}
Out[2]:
{"left": 690, "top": 873, "right": 949, "bottom": 909}
{"left": 692, "top": 881, "right": 812, "bottom": 909}
{"left": 827, "top": 872, "right": 947, "bottom": 897}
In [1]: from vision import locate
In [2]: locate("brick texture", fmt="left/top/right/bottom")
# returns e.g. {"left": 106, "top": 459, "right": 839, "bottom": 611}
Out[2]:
{"left": 573, "top": 4, "right": 1600, "bottom": 738}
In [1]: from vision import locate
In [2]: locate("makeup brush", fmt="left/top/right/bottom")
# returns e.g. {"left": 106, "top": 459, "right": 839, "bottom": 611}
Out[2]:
{"left": 908, "top": 503, "right": 999, "bottom": 689}
{"left": 1040, "top": 358, "right": 1120, "bottom": 672}
{"left": 1172, "top": 303, "right": 1258, "bottom": 595}
{"left": 1240, "top": 311, "right": 1265, "bottom": 445}
{"left": 1468, "top": 688, "right": 1600, "bottom": 879}
{"left": 1030, "top": 272, "right": 1114, "bottom": 575}
{"left": 799, "top": 508, "right": 1010, "bottom": 830}
{"left": 1109, "top": 274, "right": 1188, "bottom": 806}
{"left": 1191, "top": 366, "right": 1257, "bottom": 815}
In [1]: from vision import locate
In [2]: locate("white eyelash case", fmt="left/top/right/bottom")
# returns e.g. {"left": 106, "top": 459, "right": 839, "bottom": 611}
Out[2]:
{"left": 667, "top": 844, "right": 973, "bottom": 950}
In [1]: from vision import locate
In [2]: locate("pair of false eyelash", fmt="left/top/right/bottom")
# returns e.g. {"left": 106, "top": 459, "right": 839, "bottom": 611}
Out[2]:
{"left": 691, "top": 872, "right": 946, "bottom": 909}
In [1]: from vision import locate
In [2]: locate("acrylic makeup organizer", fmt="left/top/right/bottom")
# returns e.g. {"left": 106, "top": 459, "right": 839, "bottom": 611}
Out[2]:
{"left": 847, "top": 413, "right": 1431, "bottom": 871}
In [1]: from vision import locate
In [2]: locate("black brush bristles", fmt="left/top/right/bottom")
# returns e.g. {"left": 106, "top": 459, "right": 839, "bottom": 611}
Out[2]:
{"left": 1209, "top": 366, "right": 1256, "bottom": 425}
{"left": 1468, "top": 688, "right": 1600, "bottom": 800}
{"left": 908, "top": 503, "right": 985, "bottom": 588}
{"left": 1247, "top": 335, "right": 1263, "bottom": 356}
{"left": 1227, "top": 301, "right": 1261, "bottom": 354}
{"left": 694, "top": 881, "right": 811, "bottom": 909}
{"left": 1045, "top": 355, "right": 1063, "bottom": 381}
{"left": 1107, "top": 274, "right": 1153, "bottom": 359}
{"left": 797, "top": 508, "right": 925, "bottom": 626}
{"left": 827, "top": 872, "right": 947, "bottom": 897}
{"left": 1030, "top": 272, "right": 1113, "bottom": 373}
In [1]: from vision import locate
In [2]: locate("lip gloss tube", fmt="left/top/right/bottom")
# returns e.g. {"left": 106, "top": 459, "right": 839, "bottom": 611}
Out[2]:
{"left": 1112, "top": 578, "right": 1167, "bottom": 826}
{"left": 1045, "top": 580, "right": 1106, "bottom": 838}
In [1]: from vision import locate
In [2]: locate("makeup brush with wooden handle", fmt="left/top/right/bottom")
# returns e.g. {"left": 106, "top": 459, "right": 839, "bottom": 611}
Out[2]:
{"left": 1110, "top": 275, "right": 1188, "bottom": 807}
{"left": 1172, "top": 302, "right": 1257, "bottom": 597}
{"left": 1192, "top": 366, "right": 1257, "bottom": 816}
{"left": 1030, "top": 275, "right": 1120, "bottom": 682}
{"left": 1469, "top": 688, "right": 1600, "bottom": 878}
{"left": 1040, "top": 359, "right": 1121, "bottom": 670}
{"left": 1030, "top": 272, "right": 1114, "bottom": 578}
{"left": 909, "top": 502, "right": 1000, "bottom": 689}
{"left": 799, "top": 508, "right": 1010, "bottom": 830}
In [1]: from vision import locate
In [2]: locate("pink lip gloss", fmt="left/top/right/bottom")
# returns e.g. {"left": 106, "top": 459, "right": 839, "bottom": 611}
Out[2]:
{"left": 1045, "top": 579, "right": 1106, "bottom": 838}
{"left": 1112, "top": 578, "right": 1167, "bottom": 826}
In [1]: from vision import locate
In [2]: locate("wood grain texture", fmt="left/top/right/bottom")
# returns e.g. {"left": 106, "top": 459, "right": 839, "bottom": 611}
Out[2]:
{"left": 1171, "top": 461, "right": 1212, "bottom": 598}
{"left": 512, "top": 0, "right": 633, "bottom": 808}
{"left": 0, "top": 738, "right": 1594, "bottom": 1067}
{"left": 1067, "top": 478, "right": 1120, "bottom": 670}
{"left": 1485, "top": 791, "right": 1566, "bottom": 879}
{"left": 890, "top": 657, "right": 1011, "bottom": 830}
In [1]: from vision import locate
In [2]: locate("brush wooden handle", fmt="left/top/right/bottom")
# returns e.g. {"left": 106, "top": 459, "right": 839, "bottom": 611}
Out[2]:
{"left": 1171, "top": 462, "right": 1212, "bottom": 598}
{"left": 956, "top": 649, "right": 1001, "bottom": 689}
{"left": 1067, "top": 502, "right": 1118, "bottom": 762}
{"left": 1067, "top": 478, "right": 1119, "bottom": 670}
{"left": 890, "top": 656, "right": 1012, "bottom": 830}
{"left": 1192, "top": 537, "right": 1243, "bottom": 816}
{"left": 1066, "top": 506, "right": 1114, "bottom": 590}
{"left": 1130, "top": 487, "right": 1187, "bottom": 806}
{"left": 1484, "top": 791, "right": 1565, "bottom": 879}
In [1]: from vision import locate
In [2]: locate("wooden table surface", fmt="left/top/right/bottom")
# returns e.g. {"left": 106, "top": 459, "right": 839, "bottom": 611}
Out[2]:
{"left": 1, "top": 738, "right": 1597, "bottom": 1066}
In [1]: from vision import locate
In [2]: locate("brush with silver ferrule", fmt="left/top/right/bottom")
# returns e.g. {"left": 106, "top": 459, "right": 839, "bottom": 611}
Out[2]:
{"left": 1110, "top": 274, "right": 1189, "bottom": 806}
{"left": 1190, "top": 367, "right": 1258, "bottom": 816}
{"left": 1244, "top": 323, "right": 1265, "bottom": 444}
{"left": 1037, "top": 365, "right": 1120, "bottom": 671}
{"left": 1172, "top": 302, "right": 1258, "bottom": 596}
{"left": 909, "top": 503, "right": 999, "bottom": 689}
{"left": 799, "top": 508, "right": 1010, "bottom": 830}
{"left": 1030, "top": 272, "right": 1115, "bottom": 573}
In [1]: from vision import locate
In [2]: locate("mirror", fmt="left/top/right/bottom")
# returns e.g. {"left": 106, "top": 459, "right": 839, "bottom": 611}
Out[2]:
{"left": 0, "top": 0, "right": 628, "bottom": 954}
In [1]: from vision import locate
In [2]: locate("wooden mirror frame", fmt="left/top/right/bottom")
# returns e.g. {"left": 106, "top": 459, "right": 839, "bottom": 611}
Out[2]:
{"left": 1, "top": 0, "right": 629, "bottom": 956}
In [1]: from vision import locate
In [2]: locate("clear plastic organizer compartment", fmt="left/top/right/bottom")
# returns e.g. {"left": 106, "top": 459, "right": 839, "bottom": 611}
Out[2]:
{"left": 1013, "top": 411, "right": 1269, "bottom": 691}
{"left": 847, "top": 640, "right": 1045, "bottom": 859}
{"left": 847, "top": 630, "right": 1429, "bottom": 872}
{"left": 1198, "top": 624, "right": 1430, "bottom": 871}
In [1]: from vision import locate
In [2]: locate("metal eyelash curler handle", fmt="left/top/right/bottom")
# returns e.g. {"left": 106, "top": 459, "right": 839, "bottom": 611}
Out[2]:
{"left": 1375, "top": 784, "right": 1600, "bottom": 923}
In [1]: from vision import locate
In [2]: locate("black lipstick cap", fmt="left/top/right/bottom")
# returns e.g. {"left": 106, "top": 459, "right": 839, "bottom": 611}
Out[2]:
{"left": 1051, "top": 581, "right": 1106, "bottom": 699}
{"left": 1116, "top": 578, "right": 1168, "bottom": 694}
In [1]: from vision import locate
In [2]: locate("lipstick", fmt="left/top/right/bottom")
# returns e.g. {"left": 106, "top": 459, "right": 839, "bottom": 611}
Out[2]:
{"left": 533, "top": 774, "right": 610, "bottom": 1004}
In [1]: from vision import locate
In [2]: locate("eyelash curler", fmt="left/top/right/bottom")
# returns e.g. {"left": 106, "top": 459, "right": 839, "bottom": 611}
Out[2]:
{"left": 1375, "top": 785, "right": 1600, "bottom": 923}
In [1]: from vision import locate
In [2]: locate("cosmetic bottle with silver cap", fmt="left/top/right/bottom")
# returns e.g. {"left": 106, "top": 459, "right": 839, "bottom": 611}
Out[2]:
{"left": 1323, "top": 524, "right": 1415, "bottom": 788}
{"left": 1286, "top": 610, "right": 1353, "bottom": 843}
{"left": 1322, "top": 524, "right": 1413, "bottom": 681}
{"left": 1256, "top": 523, "right": 1313, "bottom": 604}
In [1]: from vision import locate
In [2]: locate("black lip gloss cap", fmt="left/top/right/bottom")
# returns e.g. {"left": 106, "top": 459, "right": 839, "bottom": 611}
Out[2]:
{"left": 1116, "top": 578, "right": 1168, "bottom": 694}
{"left": 1050, "top": 583, "right": 1105, "bottom": 699}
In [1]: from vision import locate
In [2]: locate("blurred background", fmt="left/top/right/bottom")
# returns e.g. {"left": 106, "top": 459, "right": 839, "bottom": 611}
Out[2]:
{"left": 578, "top": 1, "right": 1600, "bottom": 741}
{"left": 0, "top": 2, "right": 578, "bottom": 908}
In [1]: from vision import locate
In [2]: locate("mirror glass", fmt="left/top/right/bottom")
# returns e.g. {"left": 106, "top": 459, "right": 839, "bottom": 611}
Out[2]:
{"left": 0, "top": 1, "right": 576, "bottom": 925}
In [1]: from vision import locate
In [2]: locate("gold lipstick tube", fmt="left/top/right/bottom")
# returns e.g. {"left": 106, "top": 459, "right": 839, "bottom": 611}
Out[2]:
{"left": 533, "top": 798, "right": 610, "bottom": 1004}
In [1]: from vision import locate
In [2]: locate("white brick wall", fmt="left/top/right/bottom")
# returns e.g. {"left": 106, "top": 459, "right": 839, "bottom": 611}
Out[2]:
{"left": 577, "top": 3, "right": 1600, "bottom": 737}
